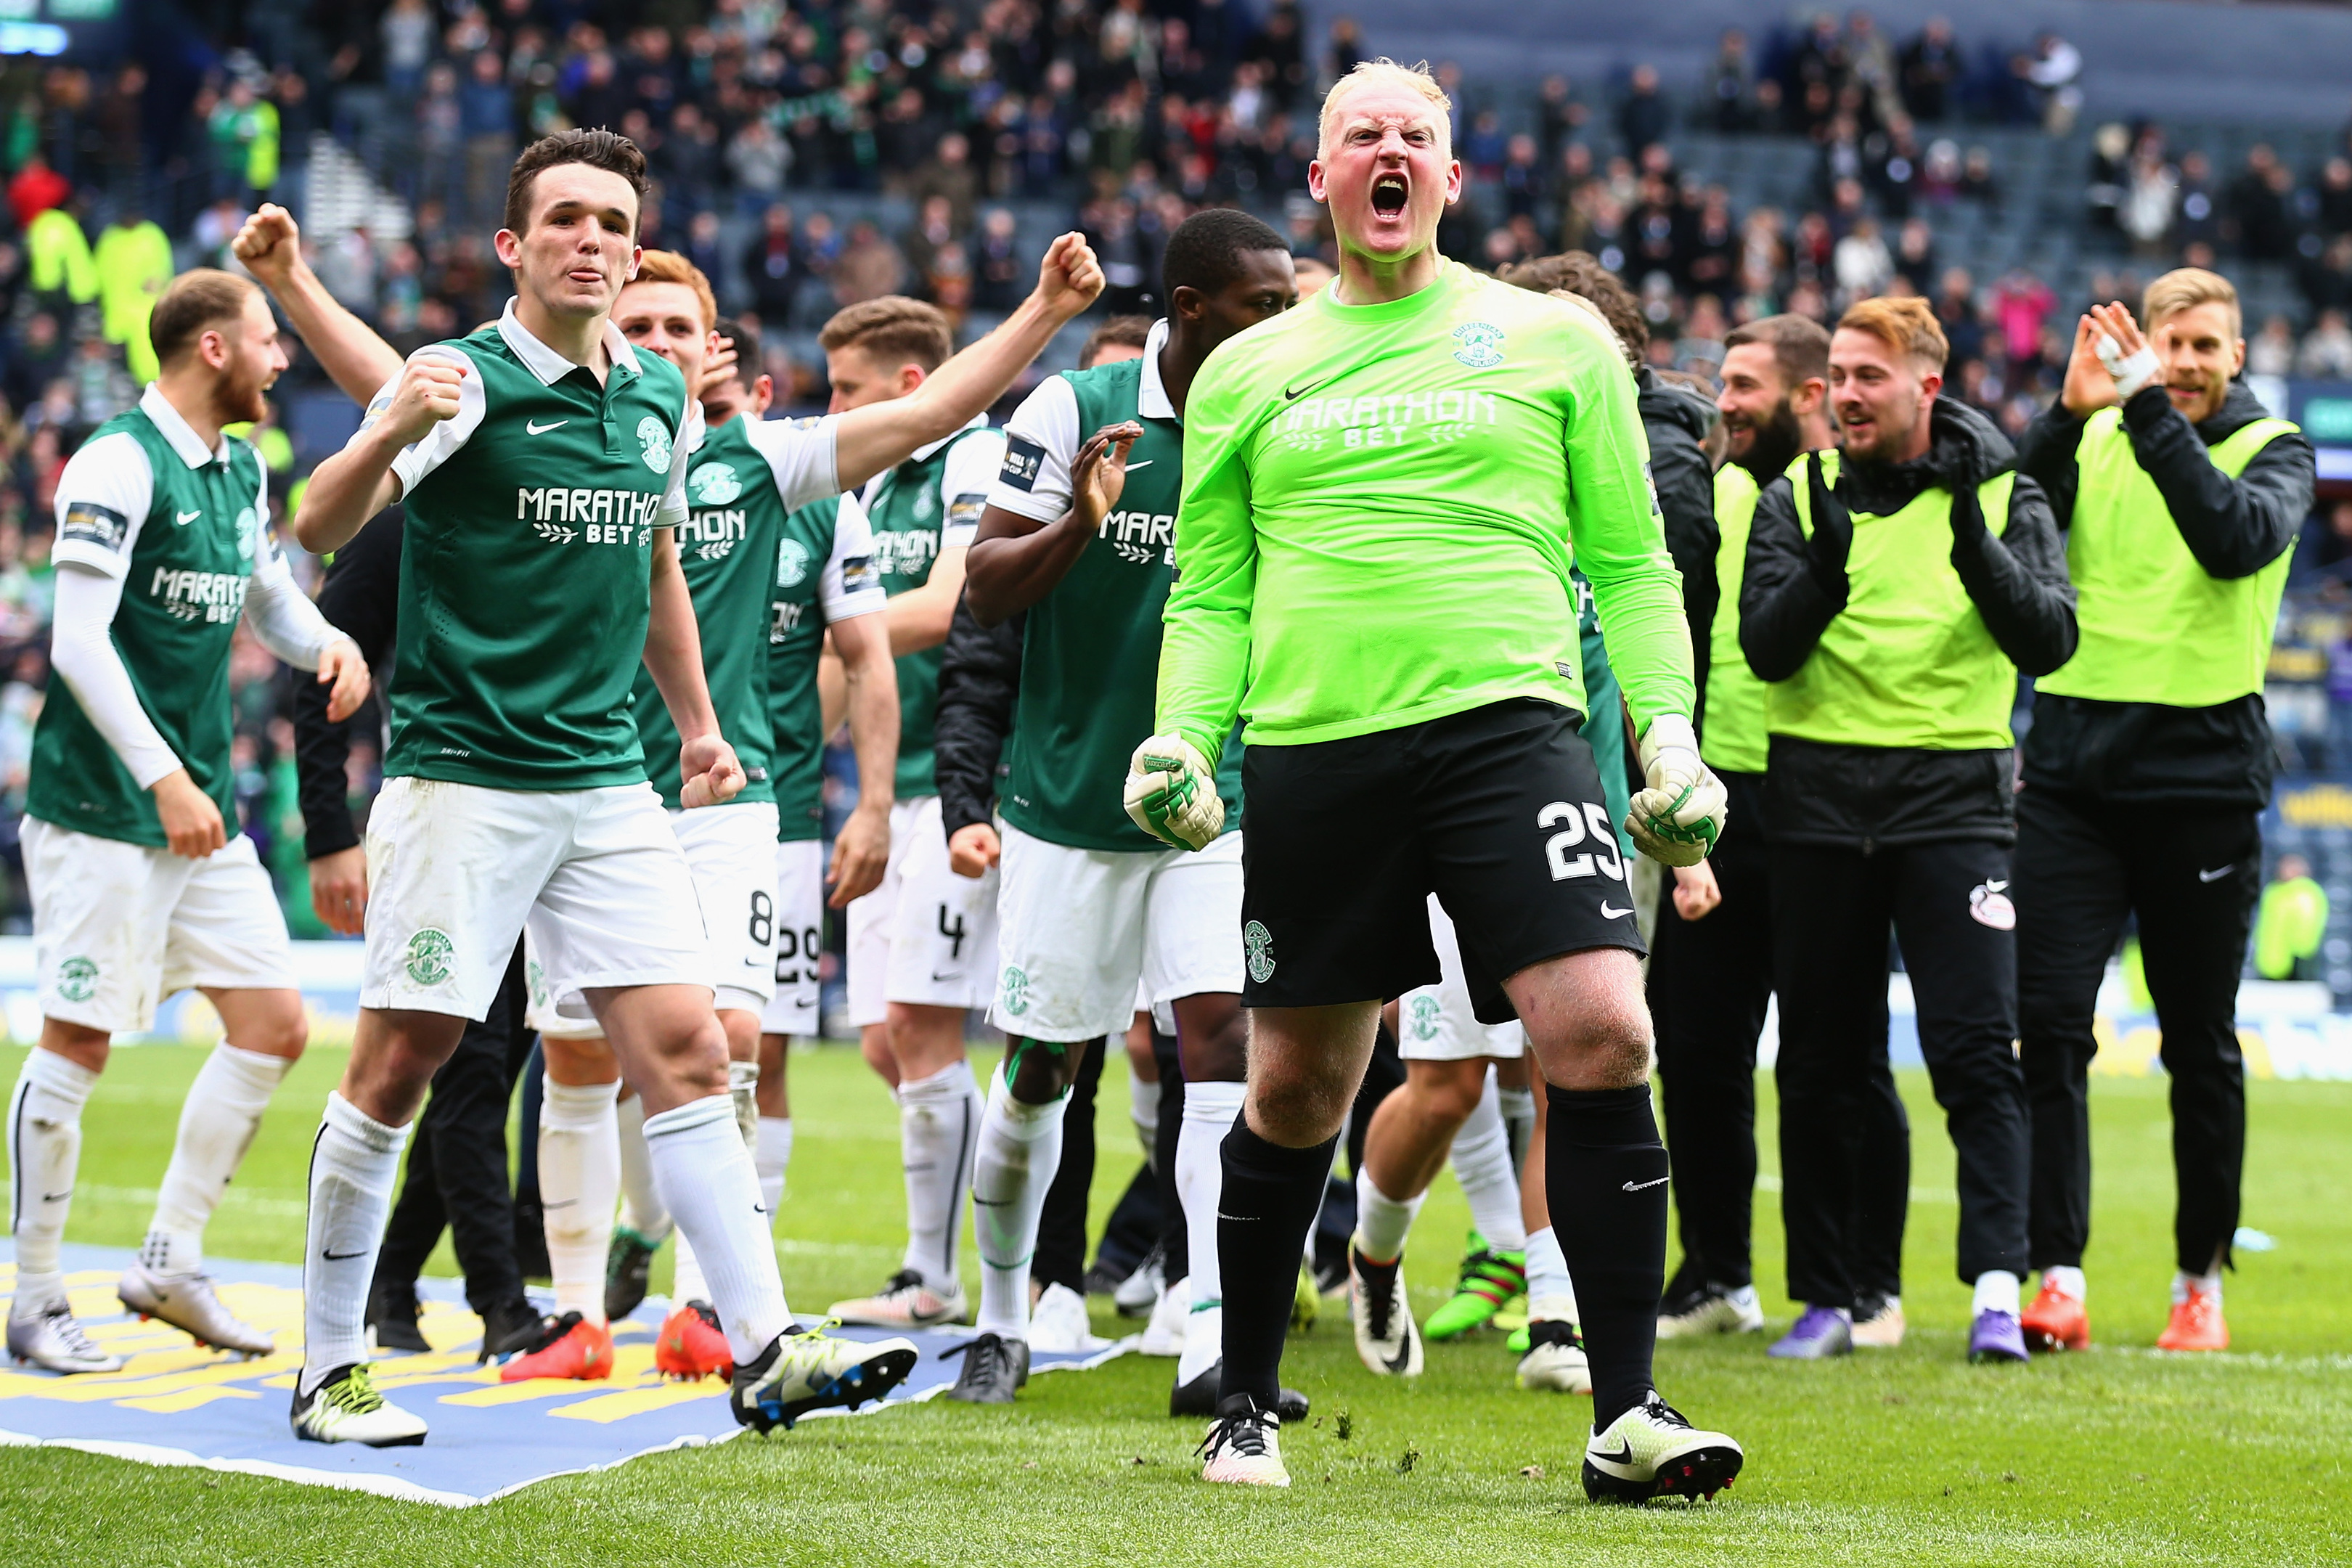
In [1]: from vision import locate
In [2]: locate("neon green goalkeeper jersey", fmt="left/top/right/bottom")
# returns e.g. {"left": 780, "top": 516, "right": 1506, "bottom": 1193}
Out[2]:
{"left": 1156, "top": 260, "right": 1693, "bottom": 761}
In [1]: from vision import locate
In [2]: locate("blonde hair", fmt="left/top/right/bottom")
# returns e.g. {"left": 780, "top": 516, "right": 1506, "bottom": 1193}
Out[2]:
{"left": 1318, "top": 58, "right": 1452, "bottom": 161}
{"left": 2143, "top": 266, "right": 2241, "bottom": 339}
{"left": 629, "top": 250, "right": 716, "bottom": 332}
{"left": 1836, "top": 295, "right": 1948, "bottom": 372}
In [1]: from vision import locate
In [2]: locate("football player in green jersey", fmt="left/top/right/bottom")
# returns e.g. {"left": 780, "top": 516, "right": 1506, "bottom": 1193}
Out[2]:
{"left": 941, "top": 209, "right": 1296, "bottom": 1408}
{"left": 6, "top": 269, "right": 369, "bottom": 1376}
{"left": 819, "top": 298, "right": 1018, "bottom": 1336}
{"left": 285, "top": 128, "right": 1100, "bottom": 1446}
{"left": 1138, "top": 61, "right": 1739, "bottom": 1496}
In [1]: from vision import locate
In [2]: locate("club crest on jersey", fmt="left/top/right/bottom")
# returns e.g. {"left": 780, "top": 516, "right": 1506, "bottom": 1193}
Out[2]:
{"left": 776, "top": 538, "right": 812, "bottom": 587}
{"left": 912, "top": 486, "right": 936, "bottom": 522}
{"left": 234, "top": 506, "right": 258, "bottom": 562}
{"left": 54, "top": 955, "right": 97, "bottom": 1003}
{"left": 1244, "top": 920, "right": 1276, "bottom": 984}
{"left": 688, "top": 462, "right": 743, "bottom": 506}
{"left": 1452, "top": 321, "right": 1506, "bottom": 368}
{"left": 637, "top": 415, "right": 672, "bottom": 473}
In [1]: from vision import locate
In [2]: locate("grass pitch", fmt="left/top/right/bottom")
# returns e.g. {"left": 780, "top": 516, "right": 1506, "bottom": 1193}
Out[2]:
{"left": 1, "top": 1041, "right": 2346, "bottom": 1566}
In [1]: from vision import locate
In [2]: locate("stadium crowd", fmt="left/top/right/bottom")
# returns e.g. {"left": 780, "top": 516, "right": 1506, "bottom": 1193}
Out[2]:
{"left": 0, "top": 1, "right": 2346, "bottom": 934}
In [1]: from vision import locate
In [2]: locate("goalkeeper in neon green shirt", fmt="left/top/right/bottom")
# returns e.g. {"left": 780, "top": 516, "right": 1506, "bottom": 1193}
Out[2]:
{"left": 1131, "top": 59, "right": 1739, "bottom": 1500}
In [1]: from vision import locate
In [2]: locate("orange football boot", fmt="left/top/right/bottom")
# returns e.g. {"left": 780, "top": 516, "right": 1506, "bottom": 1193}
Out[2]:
{"left": 498, "top": 1312, "right": 615, "bottom": 1382}
{"left": 655, "top": 1301, "right": 733, "bottom": 1379}
{"left": 2020, "top": 1281, "right": 2089, "bottom": 1352}
{"left": 2156, "top": 1287, "right": 2228, "bottom": 1352}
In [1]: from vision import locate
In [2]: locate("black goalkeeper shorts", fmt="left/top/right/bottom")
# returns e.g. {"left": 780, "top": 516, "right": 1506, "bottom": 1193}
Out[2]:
{"left": 1238, "top": 697, "right": 1645, "bottom": 1024}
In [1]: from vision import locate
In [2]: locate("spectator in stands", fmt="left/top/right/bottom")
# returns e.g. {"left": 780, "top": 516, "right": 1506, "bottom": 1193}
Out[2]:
{"left": 2247, "top": 314, "right": 2297, "bottom": 377}
{"left": 2020, "top": 33, "right": 2083, "bottom": 134}
{"left": 1620, "top": 64, "right": 1672, "bottom": 160}
{"left": 2254, "top": 855, "right": 2329, "bottom": 981}
{"left": 2299, "top": 308, "right": 2352, "bottom": 378}
{"left": 1710, "top": 30, "right": 1753, "bottom": 134}
{"left": 833, "top": 219, "right": 909, "bottom": 308}
{"left": 2300, "top": 234, "right": 2352, "bottom": 319}
{"left": 2229, "top": 146, "right": 2295, "bottom": 261}
{"left": 2173, "top": 152, "right": 2221, "bottom": 261}
{"left": 746, "top": 203, "right": 802, "bottom": 326}
{"left": 2318, "top": 157, "right": 2352, "bottom": 240}
{"left": 1899, "top": 17, "right": 1961, "bottom": 124}
{"left": 2122, "top": 128, "right": 2179, "bottom": 260}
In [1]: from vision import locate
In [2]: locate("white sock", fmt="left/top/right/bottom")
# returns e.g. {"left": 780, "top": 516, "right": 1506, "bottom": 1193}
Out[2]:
{"left": 143, "top": 1042, "right": 293, "bottom": 1278}
{"left": 301, "top": 1092, "right": 408, "bottom": 1392}
{"left": 1972, "top": 1269, "right": 2022, "bottom": 1316}
{"left": 7, "top": 1048, "right": 97, "bottom": 1316}
{"left": 539, "top": 1077, "right": 620, "bottom": 1324}
{"left": 1177, "top": 1079, "right": 1246, "bottom": 1387}
{"left": 2045, "top": 1265, "right": 2087, "bottom": 1301}
{"left": 1524, "top": 1225, "right": 1580, "bottom": 1323}
{"left": 898, "top": 1058, "right": 981, "bottom": 1293}
{"left": 1130, "top": 1058, "right": 1159, "bottom": 1164}
{"left": 756, "top": 1115, "right": 793, "bottom": 1216}
{"left": 614, "top": 1092, "right": 671, "bottom": 1242}
{"left": 971, "top": 1064, "right": 1069, "bottom": 1339}
{"left": 671, "top": 1228, "right": 709, "bottom": 1307}
{"left": 1497, "top": 1082, "right": 1537, "bottom": 1174}
{"left": 727, "top": 1058, "right": 759, "bottom": 1148}
{"left": 644, "top": 1094, "right": 789, "bottom": 1362}
{"left": 1450, "top": 1074, "right": 1528, "bottom": 1251}
{"left": 1177, "top": 1079, "right": 1244, "bottom": 1308}
{"left": 2172, "top": 1267, "right": 2222, "bottom": 1306}
{"left": 1352, "top": 1164, "right": 1426, "bottom": 1265}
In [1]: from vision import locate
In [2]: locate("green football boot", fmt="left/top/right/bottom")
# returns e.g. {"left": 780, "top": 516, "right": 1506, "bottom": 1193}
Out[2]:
{"left": 1421, "top": 1233, "right": 1527, "bottom": 1342}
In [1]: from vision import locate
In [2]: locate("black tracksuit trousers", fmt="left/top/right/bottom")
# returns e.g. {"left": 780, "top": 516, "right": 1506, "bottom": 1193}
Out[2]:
{"left": 2014, "top": 788, "right": 2258, "bottom": 1276}
{"left": 1771, "top": 838, "right": 2031, "bottom": 1307}
{"left": 1651, "top": 772, "right": 1908, "bottom": 1301}
{"left": 372, "top": 943, "right": 534, "bottom": 1315}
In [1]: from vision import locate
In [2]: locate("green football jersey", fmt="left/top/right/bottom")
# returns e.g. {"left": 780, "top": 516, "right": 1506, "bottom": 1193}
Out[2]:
{"left": 860, "top": 417, "right": 1005, "bottom": 800}
{"left": 1159, "top": 260, "right": 1692, "bottom": 761}
{"left": 631, "top": 409, "right": 846, "bottom": 809}
{"left": 378, "top": 303, "right": 695, "bottom": 791}
{"left": 989, "top": 332, "right": 1242, "bottom": 852}
{"left": 28, "top": 388, "right": 269, "bottom": 846}
{"left": 768, "top": 489, "right": 886, "bottom": 841}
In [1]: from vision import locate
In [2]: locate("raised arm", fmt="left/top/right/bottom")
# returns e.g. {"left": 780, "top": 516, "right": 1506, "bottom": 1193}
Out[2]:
{"left": 1948, "top": 475, "right": 2079, "bottom": 677}
{"left": 294, "top": 354, "right": 472, "bottom": 553}
{"left": 830, "top": 232, "right": 1104, "bottom": 494}
{"left": 232, "top": 204, "right": 404, "bottom": 406}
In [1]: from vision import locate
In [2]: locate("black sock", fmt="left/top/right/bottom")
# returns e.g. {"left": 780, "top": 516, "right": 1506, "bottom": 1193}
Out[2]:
{"left": 1214, "top": 1116, "right": 1337, "bottom": 1408}
{"left": 1547, "top": 1082, "right": 1670, "bottom": 1429}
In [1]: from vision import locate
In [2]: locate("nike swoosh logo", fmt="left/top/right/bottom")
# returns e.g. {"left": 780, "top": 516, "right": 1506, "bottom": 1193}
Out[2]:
{"left": 1283, "top": 376, "right": 1336, "bottom": 402}
{"left": 174, "top": 510, "right": 201, "bottom": 526}
{"left": 526, "top": 417, "right": 569, "bottom": 434}
{"left": 1984, "top": 880, "right": 2009, "bottom": 893}
{"left": 322, "top": 1248, "right": 369, "bottom": 1261}
{"left": 1122, "top": 459, "right": 1153, "bottom": 470}
{"left": 1622, "top": 1176, "right": 1670, "bottom": 1191}
{"left": 2198, "top": 866, "right": 2232, "bottom": 882}
{"left": 1600, "top": 903, "right": 1633, "bottom": 919}
{"left": 1384, "top": 1339, "right": 1413, "bottom": 1373}
{"left": 1591, "top": 1438, "right": 1635, "bottom": 1467}
{"left": 542, "top": 1199, "right": 577, "bottom": 1210}
{"left": 931, "top": 971, "right": 959, "bottom": 982}
{"left": 41, "top": 1190, "right": 72, "bottom": 1201}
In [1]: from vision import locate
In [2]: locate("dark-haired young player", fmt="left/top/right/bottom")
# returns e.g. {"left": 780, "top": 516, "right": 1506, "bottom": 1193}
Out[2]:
{"left": 944, "top": 208, "right": 1298, "bottom": 1410}
{"left": 286, "top": 128, "right": 1099, "bottom": 1444}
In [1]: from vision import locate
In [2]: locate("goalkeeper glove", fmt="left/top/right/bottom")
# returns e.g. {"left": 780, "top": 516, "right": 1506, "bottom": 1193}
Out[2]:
{"left": 1625, "top": 714, "right": 1727, "bottom": 867}
{"left": 1123, "top": 734, "right": 1225, "bottom": 852}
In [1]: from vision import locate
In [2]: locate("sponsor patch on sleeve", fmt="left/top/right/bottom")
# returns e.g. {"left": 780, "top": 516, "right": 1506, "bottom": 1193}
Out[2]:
{"left": 1000, "top": 436, "right": 1045, "bottom": 491}
{"left": 358, "top": 385, "right": 396, "bottom": 435}
{"left": 839, "top": 554, "right": 879, "bottom": 592}
{"left": 947, "top": 493, "right": 987, "bottom": 528}
{"left": 60, "top": 501, "right": 129, "bottom": 552}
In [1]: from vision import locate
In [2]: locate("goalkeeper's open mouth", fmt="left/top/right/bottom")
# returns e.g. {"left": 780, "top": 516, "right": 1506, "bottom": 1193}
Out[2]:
{"left": 1370, "top": 173, "right": 1410, "bottom": 216}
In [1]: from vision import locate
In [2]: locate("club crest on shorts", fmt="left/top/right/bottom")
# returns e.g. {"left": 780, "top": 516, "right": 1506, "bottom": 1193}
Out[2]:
{"left": 1244, "top": 920, "right": 1276, "bottom": 984}
{"left": 54, "top": 955, "right": 97, "bottom": 1003}
{"left": 1408, "top": 992, "right": 1440, "bottom": 1042}
{"left": 1451, "top": 321, "right": 1506, "bottom": 369}
{"left": 637, "top": 415, "right": 673, "bottom": 473}
{"left": 404, "top": 928, "right": 457, "bottom": 987}
{"left": 1000, "top": 964, "right": 1031, "bottom": 1016}
{"left": 1968, "top": 880, "right": 2016, "bottom": 931}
